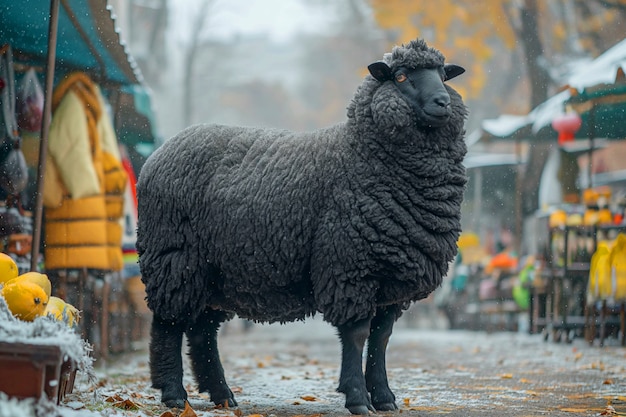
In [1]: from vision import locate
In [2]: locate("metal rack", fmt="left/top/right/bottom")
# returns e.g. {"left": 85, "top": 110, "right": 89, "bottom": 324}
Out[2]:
{"left": 536, "top": 224, "right": 626, "bottom": 344}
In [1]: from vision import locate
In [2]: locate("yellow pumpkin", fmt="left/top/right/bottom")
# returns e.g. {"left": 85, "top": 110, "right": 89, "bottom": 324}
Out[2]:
{"left": 1, "top": 280, "right": 48, "bottom": 321}
{"left": 0, "top": 253, "right": 19, "bottom": 286}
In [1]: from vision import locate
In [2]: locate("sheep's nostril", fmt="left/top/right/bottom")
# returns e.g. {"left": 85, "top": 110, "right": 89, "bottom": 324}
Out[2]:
{"left": 434, "top": 94, "right": 451, "bottom": 108}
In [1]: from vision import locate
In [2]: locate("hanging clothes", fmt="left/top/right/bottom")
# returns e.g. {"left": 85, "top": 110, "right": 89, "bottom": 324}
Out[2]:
{"left": 43, "top": 72, "right": 127, "bottom": 271}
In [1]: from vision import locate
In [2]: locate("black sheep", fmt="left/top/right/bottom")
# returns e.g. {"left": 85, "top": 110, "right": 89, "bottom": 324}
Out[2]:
{"left": 136, "top": 38, "right": 468, "bottom": 414}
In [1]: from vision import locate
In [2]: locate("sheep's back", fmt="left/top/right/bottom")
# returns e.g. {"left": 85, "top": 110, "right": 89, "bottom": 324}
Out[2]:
{"left": 136, "top": 123, "right": 342, "bottom": 322}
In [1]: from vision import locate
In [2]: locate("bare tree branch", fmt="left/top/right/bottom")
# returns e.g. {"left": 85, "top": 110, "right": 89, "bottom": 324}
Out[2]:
{"left": 183, "top": 0, "right": 215, "bottom": 127}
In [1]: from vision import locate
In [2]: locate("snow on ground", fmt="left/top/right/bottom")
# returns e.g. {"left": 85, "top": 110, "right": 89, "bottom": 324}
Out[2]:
{"left": 1, "top": 314, "right": 625, "bottom": 416}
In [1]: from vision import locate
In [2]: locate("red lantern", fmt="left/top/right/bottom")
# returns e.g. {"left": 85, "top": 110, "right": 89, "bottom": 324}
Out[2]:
{"left": 551, "top": 111, "right": 582, "bottom": 145}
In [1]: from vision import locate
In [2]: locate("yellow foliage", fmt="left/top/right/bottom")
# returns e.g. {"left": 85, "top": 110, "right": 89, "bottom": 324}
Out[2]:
{"left": 370, "top": 0, "right": 515, "bottom": 99}
{"left": 553, "top": 22, "right": 567, "bottom": 44}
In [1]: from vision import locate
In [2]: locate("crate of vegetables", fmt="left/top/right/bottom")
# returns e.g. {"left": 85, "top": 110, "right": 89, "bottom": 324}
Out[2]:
{"left": 0, "top": 253, "right": 93, "bottom": 405}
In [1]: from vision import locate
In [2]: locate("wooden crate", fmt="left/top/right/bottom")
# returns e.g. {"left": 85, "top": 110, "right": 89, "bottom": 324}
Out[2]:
{"left": 0, "top": 342, "right": 76, "bottom": 404}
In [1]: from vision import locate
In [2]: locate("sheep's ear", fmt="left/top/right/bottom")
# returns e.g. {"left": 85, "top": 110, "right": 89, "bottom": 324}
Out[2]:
{"left": 368, "top": 62, "right": 393, "bottom": 82}
{"left": 444, "top": 64, "right": 465, "bottom": 81}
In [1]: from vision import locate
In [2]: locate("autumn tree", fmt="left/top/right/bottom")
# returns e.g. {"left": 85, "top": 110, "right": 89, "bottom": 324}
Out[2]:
{"left": 370, "top": 0, "right": 626, "bottom": 105}
{"left": 370, "top": 0, "right": 516, "bottom": 101}
{"left": 370, "top": 0, "right": 626, "bottom": 246}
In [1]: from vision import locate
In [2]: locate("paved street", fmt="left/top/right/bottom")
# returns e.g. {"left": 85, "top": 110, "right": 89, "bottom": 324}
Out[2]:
{"left": 60, "top": 311, "right": 626, "bottom": 417}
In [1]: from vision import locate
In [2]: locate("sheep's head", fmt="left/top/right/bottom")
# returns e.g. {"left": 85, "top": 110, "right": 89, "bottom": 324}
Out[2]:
{"left": 366, "top": 39, "right": 465, "bottom": 130}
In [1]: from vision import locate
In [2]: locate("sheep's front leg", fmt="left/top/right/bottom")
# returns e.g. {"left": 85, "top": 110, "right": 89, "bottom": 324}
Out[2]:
{"left": 365, "top": 305, "right": 400, "bottom": 411}
{"left": 186, "top": 309, "right": 238, "bottom": 408}
{"left": 337, "top": 318, "right": 375, "bottom": 414}
{"left": 150, "top": 316, "right": 187, "bottom": 409}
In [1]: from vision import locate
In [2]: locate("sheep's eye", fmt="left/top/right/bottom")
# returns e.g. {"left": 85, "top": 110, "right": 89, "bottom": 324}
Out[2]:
{"left": 395, "top": 73, "right": 407, "bottom": 83}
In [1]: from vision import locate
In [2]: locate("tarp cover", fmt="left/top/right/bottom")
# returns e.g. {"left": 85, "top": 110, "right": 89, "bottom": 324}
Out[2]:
{"left": 0, "top": 0, "right": 141, "bottom": 86}
{"left": 480, "top": 38, "right": 626, "bottom": 142}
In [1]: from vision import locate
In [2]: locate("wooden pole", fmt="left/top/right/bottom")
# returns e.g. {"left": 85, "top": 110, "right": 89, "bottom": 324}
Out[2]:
{"left": 514, "top": 137, "right": 523, "bottom": 255}
{"left": 30, "top": 0, "right": 60, "bottom": 271}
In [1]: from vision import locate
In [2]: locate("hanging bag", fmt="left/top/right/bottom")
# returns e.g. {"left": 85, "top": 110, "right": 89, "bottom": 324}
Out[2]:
{"left": 16, "top": 67, "right": 44, "bottom": 133}
{"left": 0, "top": 45, "right": 28, "bottom": 195}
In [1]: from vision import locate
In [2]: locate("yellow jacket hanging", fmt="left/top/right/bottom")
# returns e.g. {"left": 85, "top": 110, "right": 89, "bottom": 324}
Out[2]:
{"left": 43, "top": 72, "right": 127, "bottom": 271}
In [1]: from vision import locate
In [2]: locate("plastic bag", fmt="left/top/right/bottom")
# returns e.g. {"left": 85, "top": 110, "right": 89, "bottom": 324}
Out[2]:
{"left": 0, "top": 147, "right": 28, "bottom": 194}
{"left": 16, "top": 68, "right": 44, "bottom": 132}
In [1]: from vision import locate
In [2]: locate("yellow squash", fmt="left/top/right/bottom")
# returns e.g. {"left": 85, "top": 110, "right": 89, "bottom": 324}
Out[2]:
{"left": 0, "top": 253, "right": 19, "bottom": 285}
{"left": 1, "top": 280, "right": 48, "bottom": 321}
{"left": 8, "top": 272, "right": 52, "bottom": 299}
{"left": 45, "top": 295, "right": 80, "bottom": 327}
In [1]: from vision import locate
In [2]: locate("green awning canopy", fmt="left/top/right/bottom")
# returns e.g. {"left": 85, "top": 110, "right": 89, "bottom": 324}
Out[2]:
{"left": 0, "top": 0, "right": 141, "bottom": 86}
{"left": 1, "top": 0, "right": 160, "bottom": 269}
{"left": 565, "top": 82, "right": 626, "bottom": 140}
{"left": 0, "top": 0, "right": 160, "bottom": 149}
{"left": 479, "top": 38, "right": 626, "bottom": 143}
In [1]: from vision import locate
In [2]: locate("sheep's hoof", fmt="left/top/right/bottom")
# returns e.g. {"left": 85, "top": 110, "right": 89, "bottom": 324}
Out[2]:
{"left": 347, "top": 404, "right": 376, "bottom": 415}
{"left": 215, "top": 396, "right": 238, "bottom": 408}
{"left": 374, "top": 402, "right": 398, "bottom": 411}
{"left": 161, "top": 385, "right": 187, "bottom": 410}
{"left": 163, "top": 398, "right": 186, "bottom": 409}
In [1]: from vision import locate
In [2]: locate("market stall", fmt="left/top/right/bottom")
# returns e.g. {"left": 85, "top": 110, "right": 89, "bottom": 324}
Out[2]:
{"left": 0, "top": 0, "right": 158, "bottom": 358}
{"left": 475, "top": 38, "right": 626, "bottom": 345}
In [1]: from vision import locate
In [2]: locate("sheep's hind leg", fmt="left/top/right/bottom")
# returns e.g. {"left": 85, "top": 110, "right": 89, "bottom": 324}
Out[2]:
{"left": 186, "top": 309, "right": 238, "bottom": 408}
{"left": 365, "top": 305, "right": 401, "bottom": 411}
{"left": 150, "top": 316, "right": 187, "bottom": 409}
{"left": 337, "top": 318, "right": 375, "bottom": 415}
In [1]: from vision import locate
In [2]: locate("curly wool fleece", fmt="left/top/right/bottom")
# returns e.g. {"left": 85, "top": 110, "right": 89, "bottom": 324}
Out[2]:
{"left": 136, "top": 38, "right": 468, "bottom": 327}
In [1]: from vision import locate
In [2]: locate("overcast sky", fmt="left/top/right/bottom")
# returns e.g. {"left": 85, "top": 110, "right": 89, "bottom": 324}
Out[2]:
{"left": 171, "top": 0, "right": 338, "bottom": 44}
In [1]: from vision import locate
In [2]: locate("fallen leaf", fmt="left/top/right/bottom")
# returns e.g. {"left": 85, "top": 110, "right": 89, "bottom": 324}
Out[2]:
{"left": 181, "top": 401, "right": 198, "bottom": 417}
{"left": 233, "top": 409, "right": 243, "bottom": 417}
{"left": 403, "top": 398, "right": 410, "bottom": 406}
{"left": 501, "top": 373, "right": 513, "bottom": 379}
{"left": 600, "top": 405, "right": 617, "bottom": 415}
{"left": 159, "top": 412, "right": 176, "bottom": 417}
{"left": 301, "top": 395, "right": 317, "bottom": 402}
{"left": 105, "top": 394, "right": 124, "bottom": 403}
{"left": 519, "top": 378, "right": 531, "bottom": 383}
{"left": 113, "top": 398, "right": 140, "bottom": 410}
{"left": 592, "top": 361, "right": 606, "bottom": 371}
{"left": 603, "top": 379, "right": 614, "bottom": 385}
